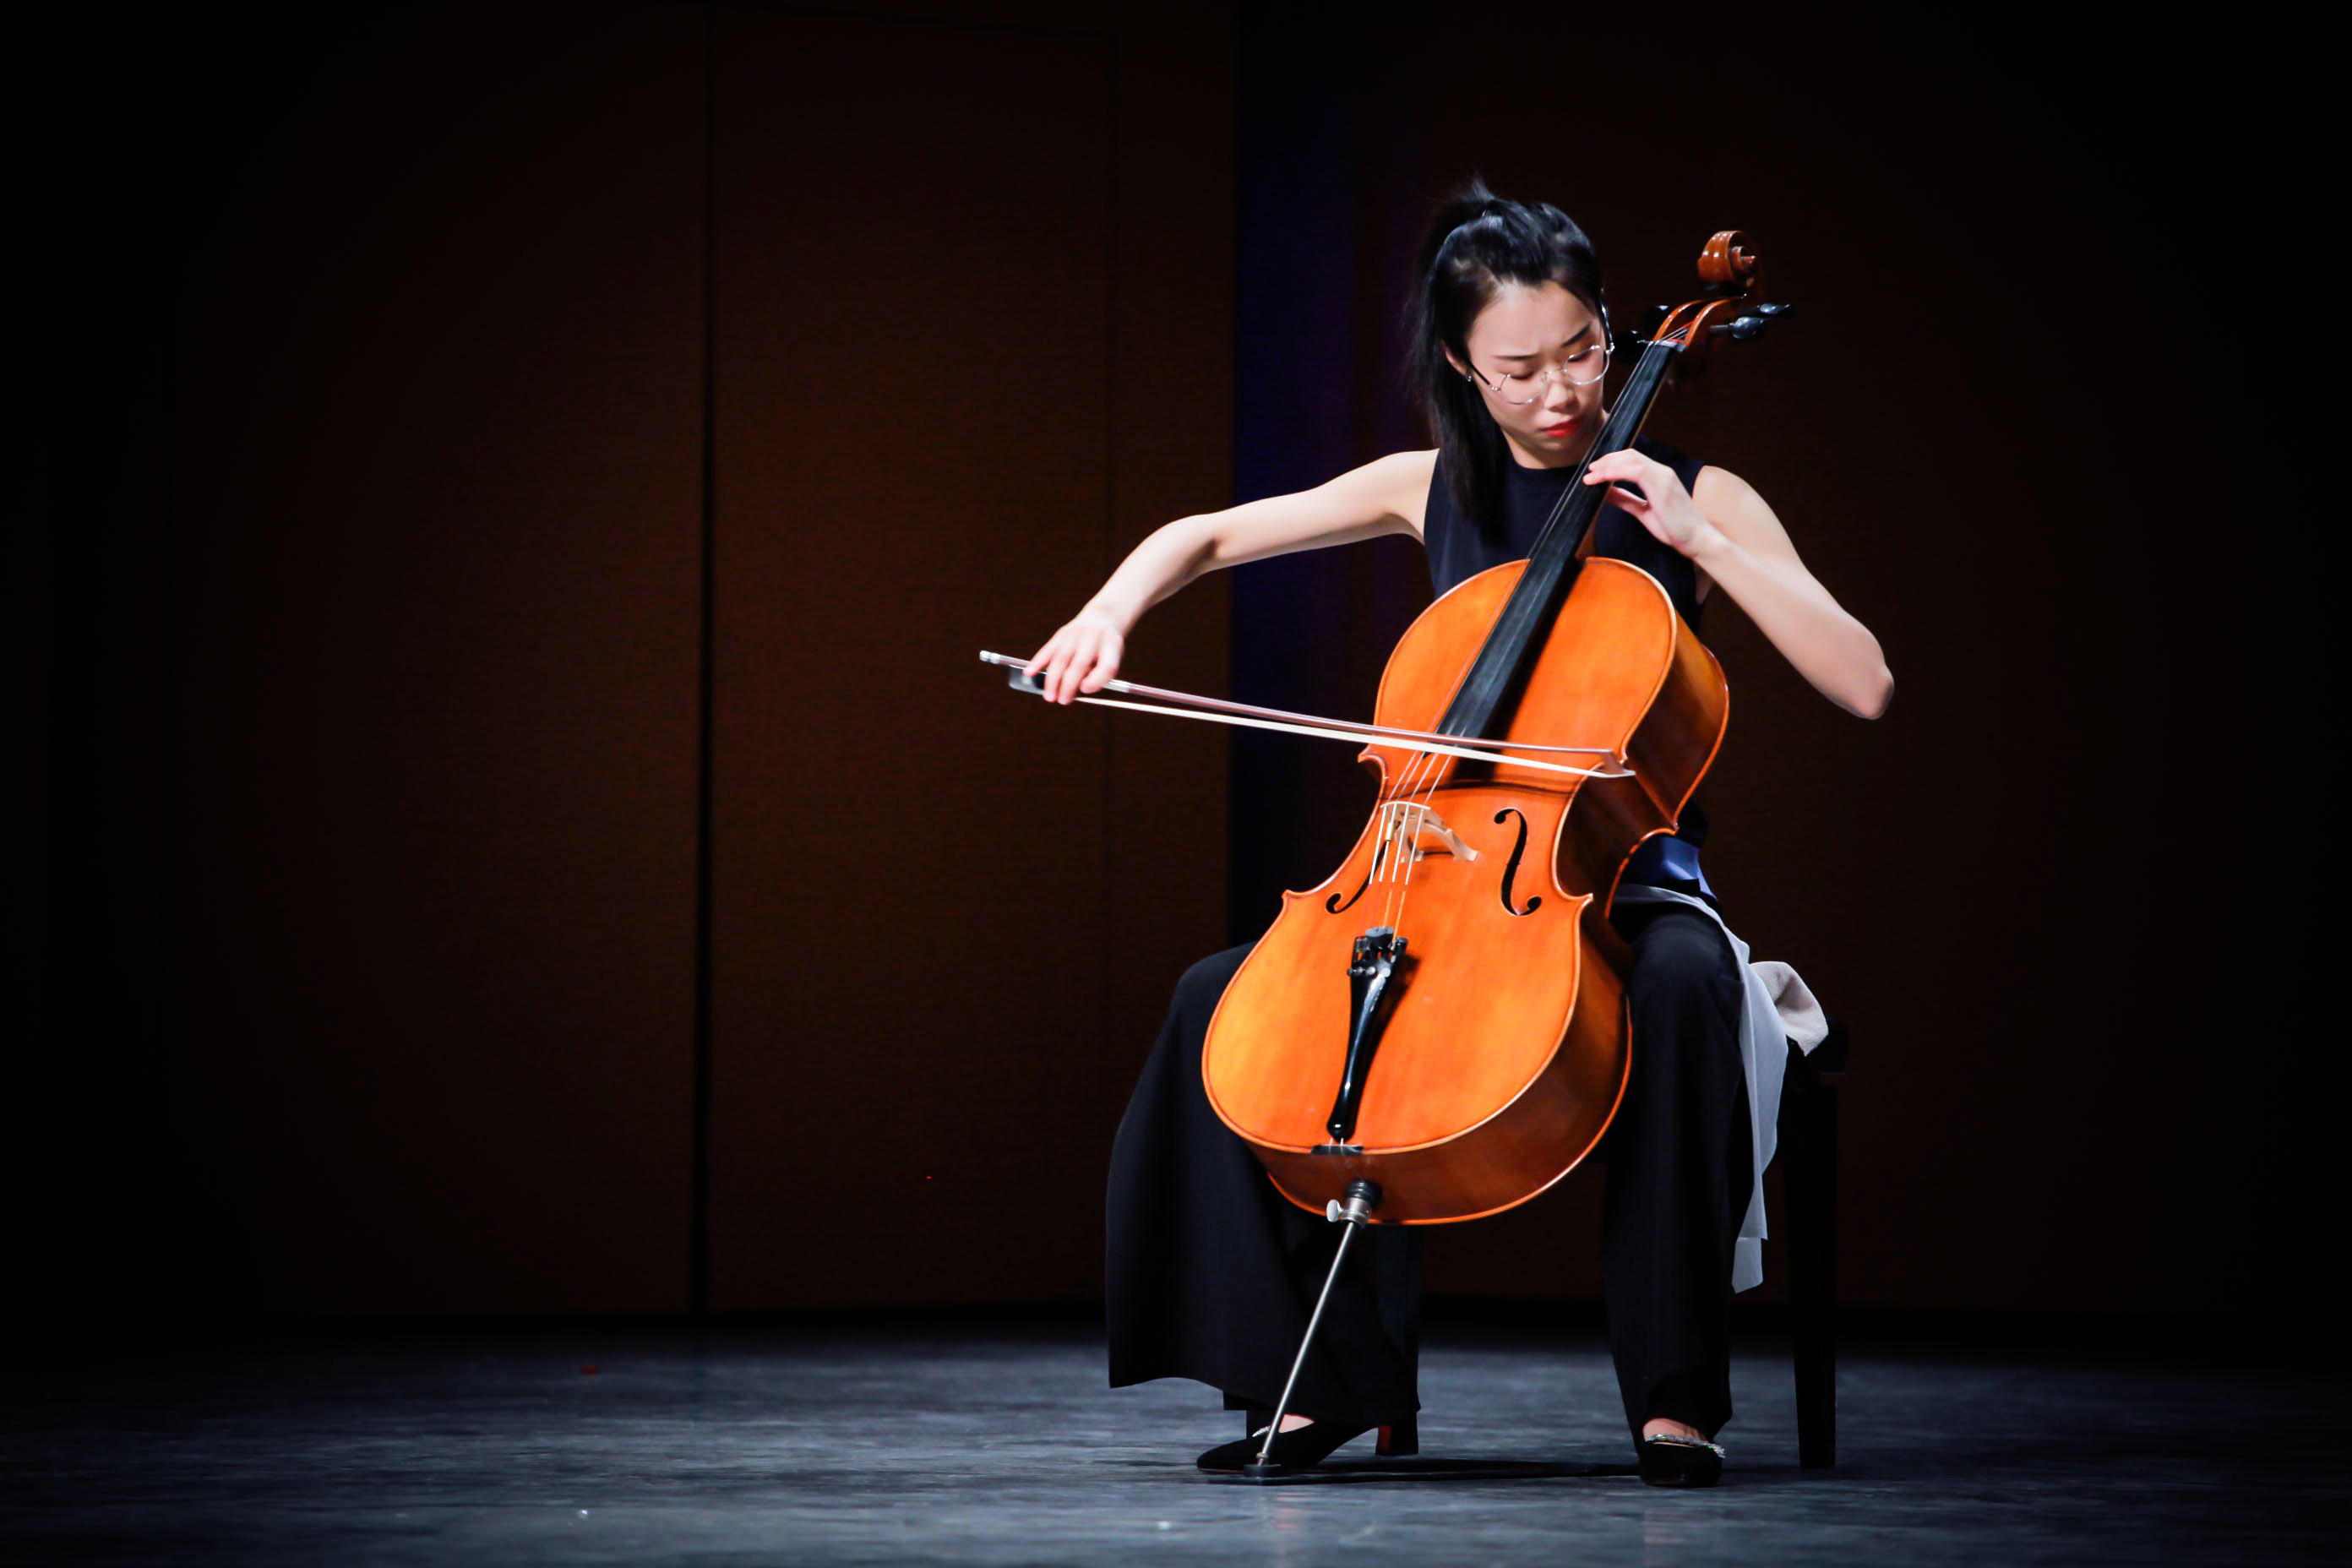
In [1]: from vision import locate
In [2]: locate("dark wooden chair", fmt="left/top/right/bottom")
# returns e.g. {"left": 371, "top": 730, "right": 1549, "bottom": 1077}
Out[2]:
{"left": 1778, "top": 1015, "right": 1848, "bottom": 1469}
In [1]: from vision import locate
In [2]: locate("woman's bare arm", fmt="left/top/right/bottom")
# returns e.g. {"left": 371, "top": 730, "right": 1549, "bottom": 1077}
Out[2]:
{"left": 1025, "top": 450, "right": 1435, "bottom": 703}
{"left": 1582, "top": 449, "right": 1892, "bottom": 719}
{"left": 1692, "top": 471, "right": 1892, "bottom": 718}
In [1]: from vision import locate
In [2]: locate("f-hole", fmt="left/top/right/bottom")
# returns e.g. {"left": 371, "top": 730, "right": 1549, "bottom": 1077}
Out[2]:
{"left": 1326, "top": 864, "right": 1370, "bottom": 915}
{"left": 1494, "top": 807, "right": 1544, "bottom": 917}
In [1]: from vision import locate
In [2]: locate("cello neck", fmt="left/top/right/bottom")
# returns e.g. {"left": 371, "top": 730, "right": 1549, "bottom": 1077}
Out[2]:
{"left": 1435, "top": 338, "right": 1681, "bottom": 742}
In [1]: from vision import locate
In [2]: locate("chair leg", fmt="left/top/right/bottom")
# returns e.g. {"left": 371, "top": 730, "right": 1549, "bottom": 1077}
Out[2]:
{"left": 1785, "top": 1077, "right": 1838, "bottom": 1469}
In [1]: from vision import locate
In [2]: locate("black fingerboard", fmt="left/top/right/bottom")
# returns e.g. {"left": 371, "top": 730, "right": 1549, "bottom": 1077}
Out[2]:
{"left": 1435, "top": 339, "right": 1680, "bottom": 743}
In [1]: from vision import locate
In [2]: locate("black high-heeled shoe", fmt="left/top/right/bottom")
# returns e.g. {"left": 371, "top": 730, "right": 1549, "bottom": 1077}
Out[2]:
{"left": 1637, "top": 1433, "right": 1725, "bottom": 1487}
{"left": 1231, "top": 1408, "right": 1417, "bottom": 1460}
{"left": 1196, "top": 1418, "right": 1375, "bottom": 1473}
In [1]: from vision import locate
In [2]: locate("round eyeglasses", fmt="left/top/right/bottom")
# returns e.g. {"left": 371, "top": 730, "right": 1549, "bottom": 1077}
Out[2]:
{"left": 1463, "top": 322, "right": 1613, "bottom": 403}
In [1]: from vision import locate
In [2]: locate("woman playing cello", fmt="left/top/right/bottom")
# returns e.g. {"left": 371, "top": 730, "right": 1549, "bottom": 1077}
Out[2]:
{"left": 1023, "top": 185, "right": 1891, "bottom": 1485}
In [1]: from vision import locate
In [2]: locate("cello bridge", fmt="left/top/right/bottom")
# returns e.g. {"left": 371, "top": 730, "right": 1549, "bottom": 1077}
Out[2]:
{"left": 1386, "top": 803, "right": 1478, "bottom": 863}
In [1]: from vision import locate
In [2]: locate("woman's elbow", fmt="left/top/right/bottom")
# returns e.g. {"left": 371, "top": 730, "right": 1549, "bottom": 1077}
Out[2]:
{"left": 1845, "top": 665, "right": 1894, "bottom": 720}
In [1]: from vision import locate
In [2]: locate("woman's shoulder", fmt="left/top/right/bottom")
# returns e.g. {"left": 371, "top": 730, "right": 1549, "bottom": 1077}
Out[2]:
{"left": 1632, "top": 432, "right": 1707, "bottom": 488}
{"left": 1361, "top": 448, "right": 1440, "bottom": 487}
{"left": 1634, "top": 433, "right": 1765, "bottom": 519}
{"left": 1329, "top": 449, "right": 1440, "bottom": 538}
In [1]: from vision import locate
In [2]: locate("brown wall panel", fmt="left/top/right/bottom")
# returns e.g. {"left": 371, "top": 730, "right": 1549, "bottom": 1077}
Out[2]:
{"left": 708, "top": 7, "right": 1232, "bottom": 1309}
{"left": 166, "top": 8, "right": 706, "bottom": 1314}
{"left": 46, "top": 2, "right": 2268, "bottom": 1325}
{"left": 1097, "top": 14, "right": 1237, "bottom": 1194}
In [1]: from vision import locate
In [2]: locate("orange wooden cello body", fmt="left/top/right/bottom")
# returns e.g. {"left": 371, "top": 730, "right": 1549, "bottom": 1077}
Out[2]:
{"left": 1200, "top": 232, "right": 1775, "bottom": 1227}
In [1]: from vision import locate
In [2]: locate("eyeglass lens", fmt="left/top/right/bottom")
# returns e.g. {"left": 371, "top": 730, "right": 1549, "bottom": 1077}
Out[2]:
{"left": 1487, "top": 348, "right": 1609, "bottom": 402}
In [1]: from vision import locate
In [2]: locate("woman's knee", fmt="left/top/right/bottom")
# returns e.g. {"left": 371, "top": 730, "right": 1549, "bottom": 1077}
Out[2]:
{"left": 1625, "top": 915, "right": 1736, "bottom": 1010}
{"left": 1173, "top": 943, "right": 1254, "bottom": 1016}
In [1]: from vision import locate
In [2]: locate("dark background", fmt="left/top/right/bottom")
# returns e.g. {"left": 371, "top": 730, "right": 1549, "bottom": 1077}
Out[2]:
{"left": 31, "top": 2, "right": 2297, "bottom": 1337}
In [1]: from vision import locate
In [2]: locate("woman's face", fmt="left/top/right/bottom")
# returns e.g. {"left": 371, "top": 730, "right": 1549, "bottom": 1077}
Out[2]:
{"left": 1451, "top": 280, "right": 1609, "bottom": 465}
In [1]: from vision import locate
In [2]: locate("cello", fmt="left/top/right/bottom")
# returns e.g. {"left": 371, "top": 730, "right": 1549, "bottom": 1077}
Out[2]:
{"left": 983, "top": 231, "right": 1784, "bottom": 1473}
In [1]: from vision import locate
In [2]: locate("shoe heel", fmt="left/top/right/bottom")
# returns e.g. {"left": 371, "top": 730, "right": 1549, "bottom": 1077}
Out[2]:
{"left": 1375, "top": 1418, "right": 1418, "bottom": 1457}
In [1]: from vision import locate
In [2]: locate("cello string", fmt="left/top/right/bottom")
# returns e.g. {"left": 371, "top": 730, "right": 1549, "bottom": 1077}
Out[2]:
{"left": 1379, "top": 344, "right": 1672, "bottom": 928}
{"left": 1389, "top": 684, "right": 1483, "bottom": 931}
{"left": 1388, "top": 747, "right": 1452, "bottom": 933}
{"left": 1392, "top": 803, "right": 1411, "bottom": 926}
{"left": 1367, "top": 743, "right": 1422, "bottom": 931}
{"left": 1378, "top": 348, "right": 1636, "bottom": 928}
{"left": 1380, "top": 743, "right": 1448, "bottom": 929}
{"left": 1382, "top": 743, "right": 1456, "bottom": 933}
{"left": 1376, "top": 803, "right": 1399, "bottom": 930}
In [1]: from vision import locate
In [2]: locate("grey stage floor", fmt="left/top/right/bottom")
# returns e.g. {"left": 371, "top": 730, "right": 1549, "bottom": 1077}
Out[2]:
{"left": 3, "top": 1313, "right": 2343, "bottom": 1565}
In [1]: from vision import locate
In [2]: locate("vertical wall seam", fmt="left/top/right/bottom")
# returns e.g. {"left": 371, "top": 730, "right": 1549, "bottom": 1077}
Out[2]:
{"left": 689, "top": 0, "right": 720, "bottom": 1322}
{"left": 1100, "top": 31, "right": 1120, "bottom": 1094}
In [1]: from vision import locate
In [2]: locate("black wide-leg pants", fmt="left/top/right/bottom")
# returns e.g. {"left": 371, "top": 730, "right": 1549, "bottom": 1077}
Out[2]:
{"left": 1103, "top": 900, "right": 1752, "bottom": 1443}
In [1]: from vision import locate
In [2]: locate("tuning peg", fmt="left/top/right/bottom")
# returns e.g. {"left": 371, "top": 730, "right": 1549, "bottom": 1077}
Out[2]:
{"left": 1711, "top": 315, "right": 1769, "bottom": 340}
{"left": 1755, "top": 302, "right": 1793, "bottom": 318}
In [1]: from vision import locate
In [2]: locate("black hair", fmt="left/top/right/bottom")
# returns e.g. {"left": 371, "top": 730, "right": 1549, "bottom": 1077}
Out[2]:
{"left": 1408, "top": 179, "right": 1605, "bottom": 536}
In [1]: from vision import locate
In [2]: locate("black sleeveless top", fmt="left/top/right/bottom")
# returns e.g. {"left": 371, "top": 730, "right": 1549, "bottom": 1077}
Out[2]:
{"left": 1423, "top": 433, "right": 1713, "bottom": 850}
{"left": 1424, "top": 432, "right": 1708, "bottom": 619}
